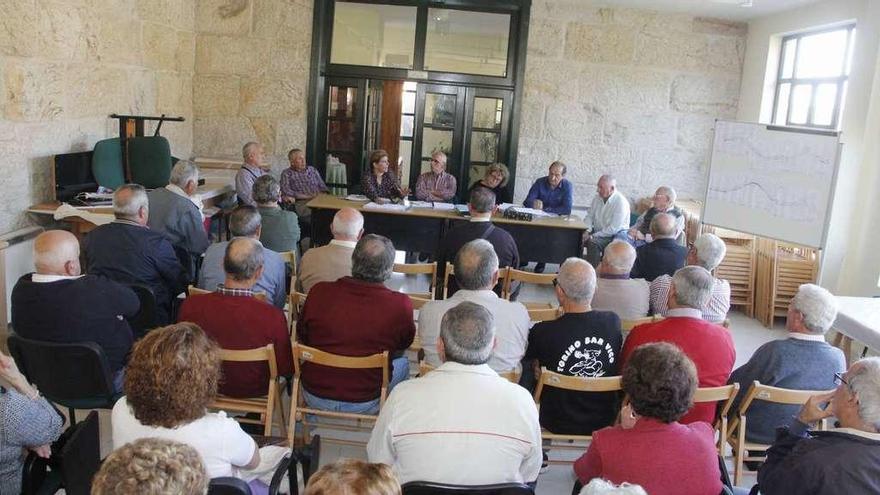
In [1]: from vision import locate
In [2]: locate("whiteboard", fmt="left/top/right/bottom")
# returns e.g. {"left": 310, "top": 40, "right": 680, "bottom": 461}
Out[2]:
{"left": 702, "top": 120, "right": 841, "bottom": 248}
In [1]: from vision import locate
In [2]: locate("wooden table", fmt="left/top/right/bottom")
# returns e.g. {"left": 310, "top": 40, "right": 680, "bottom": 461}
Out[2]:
{"left": 832, "top": 296, "right": 880, "bottom": 365}
{"left": 307, "top": 194, "right": 587, "bottom": 264}
{"left": 27, "top": 179, "right": 234, "bottom": 238}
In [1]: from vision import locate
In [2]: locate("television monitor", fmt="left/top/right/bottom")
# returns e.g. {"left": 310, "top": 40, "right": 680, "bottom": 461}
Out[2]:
{"left": 54, "top": 151, "right": 97, "bottom": 202}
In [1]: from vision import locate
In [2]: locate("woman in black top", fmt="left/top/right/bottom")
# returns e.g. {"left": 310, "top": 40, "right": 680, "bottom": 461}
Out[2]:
{"left": 468, "top": 162, "right": 512, "bottom": 204}
{"left": 361, "top": 149, "right": 409, "bottom": 203}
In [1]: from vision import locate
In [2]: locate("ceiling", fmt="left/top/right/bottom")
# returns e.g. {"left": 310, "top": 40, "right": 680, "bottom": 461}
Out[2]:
{"left": 585, "top": 0, "right": 824, "bottom": 21}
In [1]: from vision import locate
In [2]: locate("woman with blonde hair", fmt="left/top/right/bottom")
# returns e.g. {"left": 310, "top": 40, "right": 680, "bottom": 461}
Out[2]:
{"left": 468, "top": 162, "right": 511, "bottom": 204}
{"left": 305, "top": 459, "right": 401, "bottom": 495}
{"left": 92, "top": 438, "right": 208, "bottom": 495}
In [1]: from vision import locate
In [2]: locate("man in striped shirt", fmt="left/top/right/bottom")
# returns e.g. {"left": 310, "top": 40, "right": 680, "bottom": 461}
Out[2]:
{"left": 414, "top": 151, "right": 457, "bottom": 202}
{"left": 650, "top": 233, "right": 731, "bottom": 323}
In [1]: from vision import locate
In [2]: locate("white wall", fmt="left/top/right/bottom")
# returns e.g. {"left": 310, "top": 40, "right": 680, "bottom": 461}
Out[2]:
{"left": 737, "top": 0, "right": 880, "bottom": 296}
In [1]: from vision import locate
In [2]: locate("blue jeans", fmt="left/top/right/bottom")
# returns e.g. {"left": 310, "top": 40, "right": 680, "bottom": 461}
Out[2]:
{"left": 302, "top": 356, "right": 409, "bottom": 415}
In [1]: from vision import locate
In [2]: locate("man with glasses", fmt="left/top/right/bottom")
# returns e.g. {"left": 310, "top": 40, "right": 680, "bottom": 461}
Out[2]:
{"left": 757, "top": 357, "right": 880, "bottom": 494}
{"left": 414, "top": 151, "right": 456, "bottom": 203}
{"left": 727, "top": 283, "right": 845, "bottom": 445}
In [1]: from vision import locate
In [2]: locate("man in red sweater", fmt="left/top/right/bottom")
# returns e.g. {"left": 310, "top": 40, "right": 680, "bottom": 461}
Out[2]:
{"left": 299, "top": 234, "right": 415, "bottom": 414}
{"left": 178, "top": 237, "right": 292, "bottom": 398}
{"left": 622, "top": 265, "right": 735, "bottom": 424}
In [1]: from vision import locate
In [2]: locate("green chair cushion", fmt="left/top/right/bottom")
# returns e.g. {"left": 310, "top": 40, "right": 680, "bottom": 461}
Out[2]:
{"left": 91, "top": 138, "right": 125, "bottom": 189}
{"left": 128, "top": 136, "right": 172, "bottom": 189}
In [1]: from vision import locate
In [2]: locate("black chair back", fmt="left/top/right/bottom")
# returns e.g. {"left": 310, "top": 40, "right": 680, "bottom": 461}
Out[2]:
{"left": 126, "top": 283, "right": 159, "bottom": 337}
{"left": 7, "top": 333, "right": 118, "bottom": 418}
{"left": 402, "top": 482, "right": 534, "bottom": 495}
{"left": 209, "top": 477, "right": 253, "bottom": 495}
{"left": 290, "top": 435, "right": 322, "bottom": 495}
{"left": 20, "top": 411, "right": 100, "bottom": 495}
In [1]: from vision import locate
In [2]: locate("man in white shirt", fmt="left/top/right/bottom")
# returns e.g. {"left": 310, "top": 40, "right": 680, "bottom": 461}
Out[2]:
{"left": 585, "top": 174, "right": 630, "bottom": 266}
{"left": 296, "top": 207, "right": 364, "bottom": 293}
{"left": 368, "top": 301, "right": 542, "bottom": 486}
{"left": 418, "top": 239, "right": 529, "bottom": 373}
{"left": 591, "top": 240, "right": 649, "bottom": 320}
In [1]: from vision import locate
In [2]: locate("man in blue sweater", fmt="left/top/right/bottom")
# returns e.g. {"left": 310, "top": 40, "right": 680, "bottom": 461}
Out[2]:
{"left": 522, "top": 161, "right": 573, "bottom": 273}
{"left": 728, "top": 283, "right": 846, "bottom": 444}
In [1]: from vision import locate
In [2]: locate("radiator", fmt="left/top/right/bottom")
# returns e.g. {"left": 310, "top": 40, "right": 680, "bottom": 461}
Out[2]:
{"left": 0, "top": 226, "right": 43, "bottom": 331}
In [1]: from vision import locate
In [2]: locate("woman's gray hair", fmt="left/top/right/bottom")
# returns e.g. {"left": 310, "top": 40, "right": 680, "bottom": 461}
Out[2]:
{"left": 351, "top": 234, "right": 395, "bottom": 283}
{"left": 655, "top": 185, "right": 676, "bottom": 205}
{"left": 848, "top": 357, "right": 880, "bottom": 431}
{"left": 791, "top": 283, "right": 839, "bottom": 334}
{"left": 440, "top": 301, "right": 495, "bottom": 365}
{"left": 252, "top": 175, "right": 281, "bottom": 204}
{"left": 580, "top": 479, "right": 647, "bottom": 495}
{"left": 557, "top": 257, "right": 596, "bottom": 305}
{"left": 693, "top": 234, "right": 726, "bottom": 270}
{"left": 454, "top": 239, "right": 498, "bottom": 290}
{"left": 671, "top": 266, "right": 714, "bottom": 309}
{"left": 223, "top": 237, "right": 264, "bottom": 281}
{"left": 170, "top": 160, "right": 199, "bottom": 189}
{"left": 114, "top": 184, "right": 149, "bottom": 220}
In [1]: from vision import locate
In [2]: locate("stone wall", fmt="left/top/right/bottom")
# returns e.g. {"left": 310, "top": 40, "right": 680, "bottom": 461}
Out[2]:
{"left": 0, "top": 0, "right": 196, "bottom": 234}
{"left": 192, "top": 0, "right": 313, "bottom": 175}
{"left": 516, "top": 2, "right": 747, "bottom": 206}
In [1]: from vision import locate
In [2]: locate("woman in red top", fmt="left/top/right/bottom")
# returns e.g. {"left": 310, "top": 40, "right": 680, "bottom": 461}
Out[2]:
{"left": 574, "top": 342, "right": 722, "bottom": 495}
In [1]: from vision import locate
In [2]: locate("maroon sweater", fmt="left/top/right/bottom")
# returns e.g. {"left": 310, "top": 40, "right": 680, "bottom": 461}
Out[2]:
{"left": 178, "top": 292, "right": 292, "bottom": 398}
{"left": 299, "top": 277, "right": 415, "bottom": 402}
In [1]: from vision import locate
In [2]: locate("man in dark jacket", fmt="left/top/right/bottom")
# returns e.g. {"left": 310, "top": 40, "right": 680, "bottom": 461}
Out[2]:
{"left": 11, "top": 230, "right": 139, "bottom": 391}
{"left": 757, "top": 357, "right": 880, "bottom": 495}
{"left": 630, "top": 212, "right": 687, "bottom": 282}
{"left": 84, "top": 184, "right": 187, "bottom": 324}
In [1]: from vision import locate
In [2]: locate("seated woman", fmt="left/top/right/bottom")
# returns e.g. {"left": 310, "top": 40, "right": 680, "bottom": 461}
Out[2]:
{"left": 111, "top": 323, "right": 262, "bottom": 489}
{"left": 92, "top": 438, "right": 208, "bottom": 495}
{"left": 468, "top": 162, "right": 512, "bottom": 205}
{"left": 0, "top": 350, "right": 64, "bottom": 495}
{"left": 362, "top": 150, "right": 409, "bottom": 204}
{"left": 414, "top": 151, "right": 456, "bottom": 203}
{"left": 253, "top": 175, "right": 301, "bottom": 254}
{"left": 574, "top": 342, "right": 721, "bottom": 495}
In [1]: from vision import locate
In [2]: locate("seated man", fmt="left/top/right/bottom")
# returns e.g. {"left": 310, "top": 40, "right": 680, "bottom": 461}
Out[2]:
{"left": 523, "top": 161, "right": 573, "bottom": 215}
{"left": 590, "top": 240, "right": 649, "bottom": 320}
{"left": 299, "top": 234, "right": 415, "bottom": 413}
{"left": 622, "top": 266, "right": 735, "bottom": 424}
{"left": 630, "top": 213, "right": 687, "bottom": 282}
{"left": 627, "top": 186, "right": 684, "bottom": 246}
{"left": 368, "top": 301, "right": 542, "bottom": 485}
{"left": 297, "top": 207, "right": 363, "bottom": 293}
{"left": 11, "top": 230, "right": 138, "bottom": 390}
{"left": 757, "top": 358, "right": 880, "bottom": 494}
{"left": 584, "top": 174, "right": 630, "bottom": 266}
{"left": 279, "top": 147, "right": 329, "bottom": 239}
{"left": 728, "top": 284, "right": 845, "bottom": 444}
{"left": 419, "top": 239, "right": 529, "bottom": 374}
{"left": 254, "top": 175, "right": 300, "bottom": 254}
{"left": 436, "top": 187, "right": 519, "bottom": 297}
{"left": 84, "top": 184, "right": 186, "bottom": 324}
{"left": 179, "top": 237, "right": 292, "bottom": 398}
{"left": 235, "top": 141, "right": 267, "bottom": 207}
{"left": 525, "top": 258, "right": 622, "bottom": 435}
{"left": 414, "top": 151, "right": 456, "bottom": 202}
{"left": 650, "top": 233, "right": 731, "bottom": 323}
{"left": 147, "top": 160, "right": 210, "bottom": 279}
{"left": 197, "top": 206, "right": 286, "bottom": 308}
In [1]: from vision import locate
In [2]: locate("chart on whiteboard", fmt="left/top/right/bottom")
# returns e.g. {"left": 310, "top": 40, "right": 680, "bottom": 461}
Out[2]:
{"left": 707, "top": 121, "right": 838, "bottom": 224}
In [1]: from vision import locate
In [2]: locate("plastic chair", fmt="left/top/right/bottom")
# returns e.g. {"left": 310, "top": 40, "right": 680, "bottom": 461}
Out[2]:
{"left": 289, "top": 435, "right": 322, "bottom": 495}
{"left": 402, "top": 481, "right": 534, "bottom": 494}
{"left": 21, "top": 410, "right": 100, "bottom": 495}
{"left": 91, "top": 138, "right": 125, "bottom": 189}
{"left": 208, "top": 477, "right": 252, "bottom": 495}
{"left": 127, "top": 136, "right": 172, "bottom": 188}
{"left": 7, "top": 333, "right": 121, "bottom": 424}
{"left": 126, "top": 283, "right": 159, "bottom": 338}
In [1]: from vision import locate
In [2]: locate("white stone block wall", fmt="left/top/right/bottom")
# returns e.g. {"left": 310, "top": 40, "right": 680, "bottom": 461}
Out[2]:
{"left": 517, "top": 2, "right": 747, "bottom": 207}
{"left": 0, "top": 0, "right": 196, "bottom": 234}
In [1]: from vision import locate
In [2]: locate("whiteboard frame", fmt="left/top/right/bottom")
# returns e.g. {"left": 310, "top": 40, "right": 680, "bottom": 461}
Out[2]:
{"left": 700, "top": 119, "right": 843, "bottom": 250}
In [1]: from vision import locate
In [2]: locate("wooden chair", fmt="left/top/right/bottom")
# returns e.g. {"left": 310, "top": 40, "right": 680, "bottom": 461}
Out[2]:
{"left": 393, "top": 262, "right": 438, "bottom": 299}
{"left": 728, "top": 381, "right": 834, "bottom": 485}
{"left": 721, "top": 318, "right": 731, "bottom": 329}
{"left": 407, "top": 294, "right": 432, "bottom": 310}
{"left": 289, "top": 343, "right": 389, "bottom": 446}
{"left": 532, "top": 367, "right": 622, "bottom": 464}
{"left": 188, "top": 284, "right": 269, "bottom": 303}
{"left": 527, "top": 306, "right": 563, "bottom": 322}
{"left": 289, "top": 291, "right": 307, "bottom": 339}
{"left": 419, "top": 360, "right": 520, "bottom": 383}
{"left": 502, "top": 268, "right": 555, "bottom": 308}
{"left": 693, "top": 383, "right": 740, "bottom": 454}
{"left": 442, "top": 262, "right": 454, "bottom": 299}
{"left": 621, "top": 315, "right": 663, "bottom": 332}
{"left": 210, "top": 344, "right": 286, "bottom": 437}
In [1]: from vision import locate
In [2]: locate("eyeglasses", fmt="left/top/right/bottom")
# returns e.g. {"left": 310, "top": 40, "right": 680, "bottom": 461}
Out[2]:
{"left": 834, "top": 372, "right": 849, "bottom": 387}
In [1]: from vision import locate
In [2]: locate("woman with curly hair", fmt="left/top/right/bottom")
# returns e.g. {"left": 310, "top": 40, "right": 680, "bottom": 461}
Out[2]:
{"left": 111, "top": 322, "right": 260, "bottom": 480}
{"left": 305, "top": 459, "right": 401, "bottom": 495}
{"left": 92, "top": 438, "right": 208, "bottom": 495}
{"left": 573, "top": 342, "right": 722, "bottom": 495}
{"left": 468, "top": 162, "right": 512, "bottom": 205}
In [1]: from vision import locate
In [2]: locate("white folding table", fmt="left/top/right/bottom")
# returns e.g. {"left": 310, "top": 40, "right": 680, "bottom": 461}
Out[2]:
{"left": 832, "top": 296, "right": 880, "bottom": 365}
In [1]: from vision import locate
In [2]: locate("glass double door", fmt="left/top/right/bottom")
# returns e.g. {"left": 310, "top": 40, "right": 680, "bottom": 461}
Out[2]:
{"left": 317, "top": 77, "right": 511, "bottom": 200}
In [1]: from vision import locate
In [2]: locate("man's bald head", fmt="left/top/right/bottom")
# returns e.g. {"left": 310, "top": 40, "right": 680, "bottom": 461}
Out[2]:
{"left": 454, "top": 239, "right": 499, "bottom": 290}
{"left": 223, "top": 237, "right": 264, "bottom": 283}
{"left": 331, "top": 207, "right": 364, "bottom": 241}
{"left": 597, "top": 174, "right": 617, "bottom": 200}
{"left": 650, "top": 212, "right": 676, "bottom": 239}
{"left": 33, "top": 230, "right": 81, "bottom": 276}
{"left": 600, "top": 240, "right": 637, "bottom": 275}
{"left": 113, "top": 184, "right": 149, "bottom": 224}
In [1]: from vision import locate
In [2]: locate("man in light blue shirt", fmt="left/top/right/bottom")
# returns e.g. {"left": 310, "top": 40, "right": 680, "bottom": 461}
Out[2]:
{"left": 523, "top": 161, "right": 573, "bottom": 215}
{"left": 198, "top": 206, "right": 287, "bottom": 308}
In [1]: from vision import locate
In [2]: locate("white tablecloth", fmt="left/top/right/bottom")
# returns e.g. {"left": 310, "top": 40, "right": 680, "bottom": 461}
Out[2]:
{"left": 834, "top": 296, "right": 880, "bottom": 352}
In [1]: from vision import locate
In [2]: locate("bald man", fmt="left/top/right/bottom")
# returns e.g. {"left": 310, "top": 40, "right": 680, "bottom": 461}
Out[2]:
{"left": 11, "top": 230, "right": 139, "bottom": 390}
{"left": 591, "top": 240, "right": 649, "bottom": 319}
{"left": 630, "top": 213, "right": 688, "bottom": 282}
{"left": 297, "top": 207, "right": 364, "bottom": 293}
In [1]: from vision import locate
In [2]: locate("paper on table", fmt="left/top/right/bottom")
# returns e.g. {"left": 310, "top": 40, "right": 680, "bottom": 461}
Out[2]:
{"left": 432, "top": 202, "right": 456, "bottom": 211}
{"left": 409, "top": 201, "right": 433, "bottom": 208}
{"left": 513, "top": 207, "right": 557, "bottom": 218}
{"left": 344, "top": 194, "right": 370, "bottom": 202}
{"left": 363, "top": 202, "right": 409, "bottom": 212}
